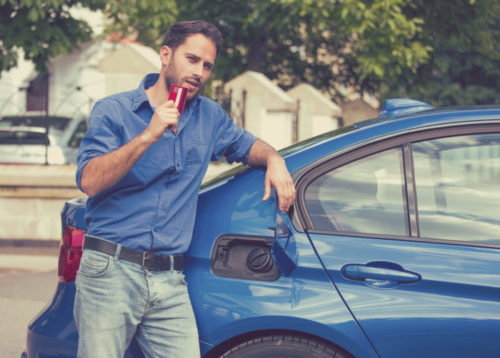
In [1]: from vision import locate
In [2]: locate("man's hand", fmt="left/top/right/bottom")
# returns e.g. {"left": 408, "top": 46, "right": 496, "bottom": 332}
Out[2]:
{"left": 143, "top": 100, "right": 180, "bottom": 143}
{"left": 262, "top": 156, "right": 296, "bottom": 213}
{"left": 247, "top": 139, "right": 296, "bottom": 213}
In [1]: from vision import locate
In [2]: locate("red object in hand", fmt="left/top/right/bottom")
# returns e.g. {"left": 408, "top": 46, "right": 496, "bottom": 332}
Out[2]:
{"left": 168, "top": 85, "right": 188, "bottom": 115}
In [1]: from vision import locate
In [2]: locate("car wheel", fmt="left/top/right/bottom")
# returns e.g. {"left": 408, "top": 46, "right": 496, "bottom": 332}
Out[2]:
{"left": 220, "top": 334, "right": 352, "bottom": 358}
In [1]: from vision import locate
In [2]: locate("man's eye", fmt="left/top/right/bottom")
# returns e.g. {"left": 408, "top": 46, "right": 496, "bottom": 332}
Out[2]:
{"left": 204, "top": 64, "right": 213, "bottom": 71}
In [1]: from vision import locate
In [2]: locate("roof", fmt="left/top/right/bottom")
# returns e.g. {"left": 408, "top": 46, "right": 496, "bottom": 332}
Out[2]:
{"left": 224, "top": 71, "right": 295, "bottom": 110}
{"left": 287, "top": 83, "right": 342, "bottom": 116}
{"left": 98, "top": 43, "right": 160, "bottom": 73}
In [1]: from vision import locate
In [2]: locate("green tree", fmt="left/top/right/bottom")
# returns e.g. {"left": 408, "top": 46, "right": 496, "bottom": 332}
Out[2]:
{"left": 382, "top": 0, "right": 500, "bottom": 106}
{"left": 103, "top": 0, "right": 177, "bottom": 49}
{"left": 0, "top": 0, "right": 104, "bottom": 73}
{"left": 177, "top": 0, "right": 431, "bottom": 100}
{"left": 0, "top": 0, "right": 176, "bottom": 74}
{"left": 3, "top": 0, "right": 497, "bottom": 106}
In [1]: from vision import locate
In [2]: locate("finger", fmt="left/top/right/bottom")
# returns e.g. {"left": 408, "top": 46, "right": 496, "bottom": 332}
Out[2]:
{"left": 274, "top": 186, "right": 286, "bottom": 212}
{"left": 280, "top": 184, "right": 296, "bottom": 212}
{"left": 262, "top": 177, "right": 271, "bottom": 201}
{"left": 167, "top": 120, "right": 178, "bottom": 134}
{"left": 279, "top": 191, "right": 291, "bottom": 213}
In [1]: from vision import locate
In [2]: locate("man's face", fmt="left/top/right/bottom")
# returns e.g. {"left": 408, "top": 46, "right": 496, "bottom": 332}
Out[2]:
{"left": 164, "top": 34, "right": 216, "bottom": 100}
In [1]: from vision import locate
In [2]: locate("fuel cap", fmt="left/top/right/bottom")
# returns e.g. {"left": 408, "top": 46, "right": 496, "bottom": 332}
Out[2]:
{"left": 247, "top": 247, "right": 273, "bottom": 273}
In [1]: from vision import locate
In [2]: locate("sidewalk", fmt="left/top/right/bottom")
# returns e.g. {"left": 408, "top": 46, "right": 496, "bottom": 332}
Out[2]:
{"left": 0, "top": 246, "right": 59, "bottom": 274}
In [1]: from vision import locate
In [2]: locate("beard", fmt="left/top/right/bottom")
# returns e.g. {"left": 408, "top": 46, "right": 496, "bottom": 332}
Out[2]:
{"left": 165, "top": 56, "right": 204, "bottom": 101}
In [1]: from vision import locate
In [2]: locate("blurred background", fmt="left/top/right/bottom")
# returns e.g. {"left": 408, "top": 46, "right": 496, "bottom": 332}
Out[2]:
{"left": 0, "top": 0, "right": 499, "bottom": 245}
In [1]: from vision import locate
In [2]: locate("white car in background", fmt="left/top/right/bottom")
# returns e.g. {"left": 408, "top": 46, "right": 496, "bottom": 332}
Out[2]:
{"left": 0, "top": 126, "right": 66, "bottom": 164}
{"left": 0, "top": 115, "right": 88, "bottom": 164}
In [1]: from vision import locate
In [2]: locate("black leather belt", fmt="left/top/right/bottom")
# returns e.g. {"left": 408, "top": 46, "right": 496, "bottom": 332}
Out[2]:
{"left": 84, "top": 235, "right": 184, "bottom": 271}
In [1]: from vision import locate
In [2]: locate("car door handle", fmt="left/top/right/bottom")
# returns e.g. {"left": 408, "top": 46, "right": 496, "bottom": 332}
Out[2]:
{"left": 342, "top": 262, "right": 421, "bottom": 284}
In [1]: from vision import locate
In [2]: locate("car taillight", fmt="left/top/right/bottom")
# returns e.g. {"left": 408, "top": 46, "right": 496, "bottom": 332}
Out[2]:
{"left": 58, "top": 225, "right": 86, "bottom": 283}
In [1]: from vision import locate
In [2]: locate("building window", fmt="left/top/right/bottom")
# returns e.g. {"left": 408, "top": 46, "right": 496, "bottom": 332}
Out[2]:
{"left": 26, "top": 73, "right": 49, "bottom": 112}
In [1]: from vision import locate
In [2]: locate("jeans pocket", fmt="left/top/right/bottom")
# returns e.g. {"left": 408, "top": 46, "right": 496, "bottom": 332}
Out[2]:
{"left": 79, "top": 249, "right": 113, "bottom": 278}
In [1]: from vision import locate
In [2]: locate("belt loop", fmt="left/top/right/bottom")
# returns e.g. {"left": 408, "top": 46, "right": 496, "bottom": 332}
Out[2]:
{"left": 114, "top": 244, "right": 122, "bottom": 261}
{"left": 169, "top": 255, "right": 174, "bottom": 271}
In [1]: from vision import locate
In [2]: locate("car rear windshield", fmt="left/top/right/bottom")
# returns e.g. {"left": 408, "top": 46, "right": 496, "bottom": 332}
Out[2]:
{"left": 0, "top": 130, "right": 49, "bottom": 145}
{"left": 0, "top": 116, "right": 70, "bottom": 131}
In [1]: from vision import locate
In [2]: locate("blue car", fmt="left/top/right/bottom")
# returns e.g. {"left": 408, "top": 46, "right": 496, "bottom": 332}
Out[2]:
{"left": 24, "top": 99, "right": 500, "bottom": 358}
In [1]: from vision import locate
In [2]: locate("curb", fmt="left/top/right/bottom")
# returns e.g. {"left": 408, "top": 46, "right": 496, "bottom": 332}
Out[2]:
{"left": 0, "top": 239, "right": 59, "bottom": 248}
{"left": 0, "top": 254, "right": 58, "bottom": 273}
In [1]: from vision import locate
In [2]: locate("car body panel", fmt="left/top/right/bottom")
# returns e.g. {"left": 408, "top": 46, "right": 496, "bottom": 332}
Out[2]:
{"left": 307, "top": 233, "right": 500, "bottom": 357}
{"left": 188, "top": 177, "right": 376, "bottom": 356}
{"left": 26, "top": 283, "right": 78, "bottom": 357}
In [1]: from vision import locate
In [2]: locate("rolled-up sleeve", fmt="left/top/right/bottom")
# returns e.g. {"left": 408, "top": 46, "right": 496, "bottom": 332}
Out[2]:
{"left": 76, "top": 100, "right": 122, "bottom": 191}
{"left": 211, "top": 105, "right": 257, "bottom": 164}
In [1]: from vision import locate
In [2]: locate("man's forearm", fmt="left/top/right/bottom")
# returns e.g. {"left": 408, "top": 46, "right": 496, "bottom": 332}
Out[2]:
{"left": 80, "top": 133, "right": 154, "bottom": 196}
{"left": 247, "top": 139, "right": 284, "bottom": 167}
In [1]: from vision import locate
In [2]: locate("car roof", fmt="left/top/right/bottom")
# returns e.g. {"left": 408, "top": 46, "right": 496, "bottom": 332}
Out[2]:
{"left": 283, "top": 104, "right": 500, "bottom": 160}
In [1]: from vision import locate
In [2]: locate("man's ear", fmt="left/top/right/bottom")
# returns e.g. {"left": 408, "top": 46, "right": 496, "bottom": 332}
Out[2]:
{"left": 160, "top": 46, "right": 172, "bottom": 67}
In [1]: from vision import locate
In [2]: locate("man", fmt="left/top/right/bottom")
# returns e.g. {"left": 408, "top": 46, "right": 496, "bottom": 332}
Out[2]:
{"left": 74, "top": 20, "right": 295, "bottom": 357}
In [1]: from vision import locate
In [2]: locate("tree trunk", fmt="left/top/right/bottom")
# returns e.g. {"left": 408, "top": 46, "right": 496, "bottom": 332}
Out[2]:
{"left": 247, "top": 20, "right": 269, "bottom": 72}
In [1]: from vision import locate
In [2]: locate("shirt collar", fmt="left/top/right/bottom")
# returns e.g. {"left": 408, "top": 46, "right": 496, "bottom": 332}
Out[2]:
{"left": 131, "top": 73, "right": 159, "bottom": 112}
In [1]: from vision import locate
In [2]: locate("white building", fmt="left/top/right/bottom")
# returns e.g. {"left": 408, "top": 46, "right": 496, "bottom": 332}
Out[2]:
{"left": 225, "top": 71, "right": 296, "bottom": 150}
{"left": 224, "top": 71, "right": 343, "bottom": 149}
{"left": 287, "top": 83, "right": 342, "bottom": 141}
{"left": 0, "top": 39, "right": 160, "bottom": 119}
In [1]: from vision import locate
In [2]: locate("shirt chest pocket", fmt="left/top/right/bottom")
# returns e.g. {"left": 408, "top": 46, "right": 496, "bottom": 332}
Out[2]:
{"left": 185, "top": 144, "right": 208, "bottom": 166}
{"left": 132, "top": 137, "right": 176, "bottom": 184}
{"left": 181, "top": 128, "right": 211, "bottom": 167}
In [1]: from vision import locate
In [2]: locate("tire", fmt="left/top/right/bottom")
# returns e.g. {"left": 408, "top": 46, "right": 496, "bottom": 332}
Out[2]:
{"left": 219, "top": 334, "right": 353, "bottom": 358}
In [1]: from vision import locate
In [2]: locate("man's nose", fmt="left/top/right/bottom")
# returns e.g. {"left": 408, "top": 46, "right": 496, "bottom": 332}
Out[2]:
{"left": 193, "top": 62, "right": 203, "bottom": 77}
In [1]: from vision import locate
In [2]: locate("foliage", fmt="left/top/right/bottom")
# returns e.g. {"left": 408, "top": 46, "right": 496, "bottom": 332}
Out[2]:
{"left": 177, "top": 0, "right": 431, "bottom": 100}
{"left": 0, "top": 0, "right": 176, "bottom": 74}
{"left": 381, "top": 0, "right": 500, "bottom": 106}
{"left": 0, "top": 0, "right": 103, "bottom": 73}
{"left": 103, "top": 0, "right": 177, "bottom": 49}
{"left": 1, "top": 0, "right": 498, "bottom": 106}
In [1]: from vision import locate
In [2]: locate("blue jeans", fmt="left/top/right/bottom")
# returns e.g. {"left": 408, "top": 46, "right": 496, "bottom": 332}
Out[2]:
{"left": 74, "top": 248, "right": 200, "bottom": 358}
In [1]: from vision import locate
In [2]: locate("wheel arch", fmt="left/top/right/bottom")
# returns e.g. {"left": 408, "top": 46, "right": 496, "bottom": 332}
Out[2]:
{"left": 200, "top": 316, "right": 376, "bottom": 358}
{"left": 202, "top": 328, "right": 354, "bottom": 358}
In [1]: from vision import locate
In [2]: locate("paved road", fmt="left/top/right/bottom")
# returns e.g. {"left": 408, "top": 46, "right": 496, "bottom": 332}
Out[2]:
{"left": 0, "top": 247, "right": 59, "bottom": 358}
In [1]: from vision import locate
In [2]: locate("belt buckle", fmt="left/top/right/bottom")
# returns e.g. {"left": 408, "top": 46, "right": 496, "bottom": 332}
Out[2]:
{"left": 142, "top": 251, "right": 156, "bottom": 270}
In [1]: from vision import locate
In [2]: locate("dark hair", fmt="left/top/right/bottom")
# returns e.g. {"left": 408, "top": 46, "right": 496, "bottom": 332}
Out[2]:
{"left": 162, "top": 20, "right": 223, "bottom": 56}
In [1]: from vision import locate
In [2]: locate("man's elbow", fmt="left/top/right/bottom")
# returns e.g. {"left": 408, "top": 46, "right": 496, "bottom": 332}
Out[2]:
{"left": 79, "top": 160, "right": 102, "bottom": 197}
{"left": 80, "top": 177, "right": 99, "bottom": 197}
{"left": 80, "top": 169, "right": 104, "bottom": 197}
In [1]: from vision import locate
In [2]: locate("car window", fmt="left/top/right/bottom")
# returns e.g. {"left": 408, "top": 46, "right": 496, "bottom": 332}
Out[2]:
{"left": 413, "top": 133, "right": 500, "bottom": 244}
{"left": 0, "top": 130, "right": 49, "bottom": 145}
{"left": 0, "top": 116, "right": 70, "bottom": 131}
{"left": 304, "top": 148, "right": 408, "bottom": 236}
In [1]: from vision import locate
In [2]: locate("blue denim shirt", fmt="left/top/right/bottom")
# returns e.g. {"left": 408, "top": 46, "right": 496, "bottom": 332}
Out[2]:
{"left": 76, "top": 74, "right": 256, "bottom": 255}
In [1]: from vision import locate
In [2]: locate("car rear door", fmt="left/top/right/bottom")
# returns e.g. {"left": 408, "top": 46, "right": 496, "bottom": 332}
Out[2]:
{"left": 294, "top": 125, "right": 500, "bottom": 358}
